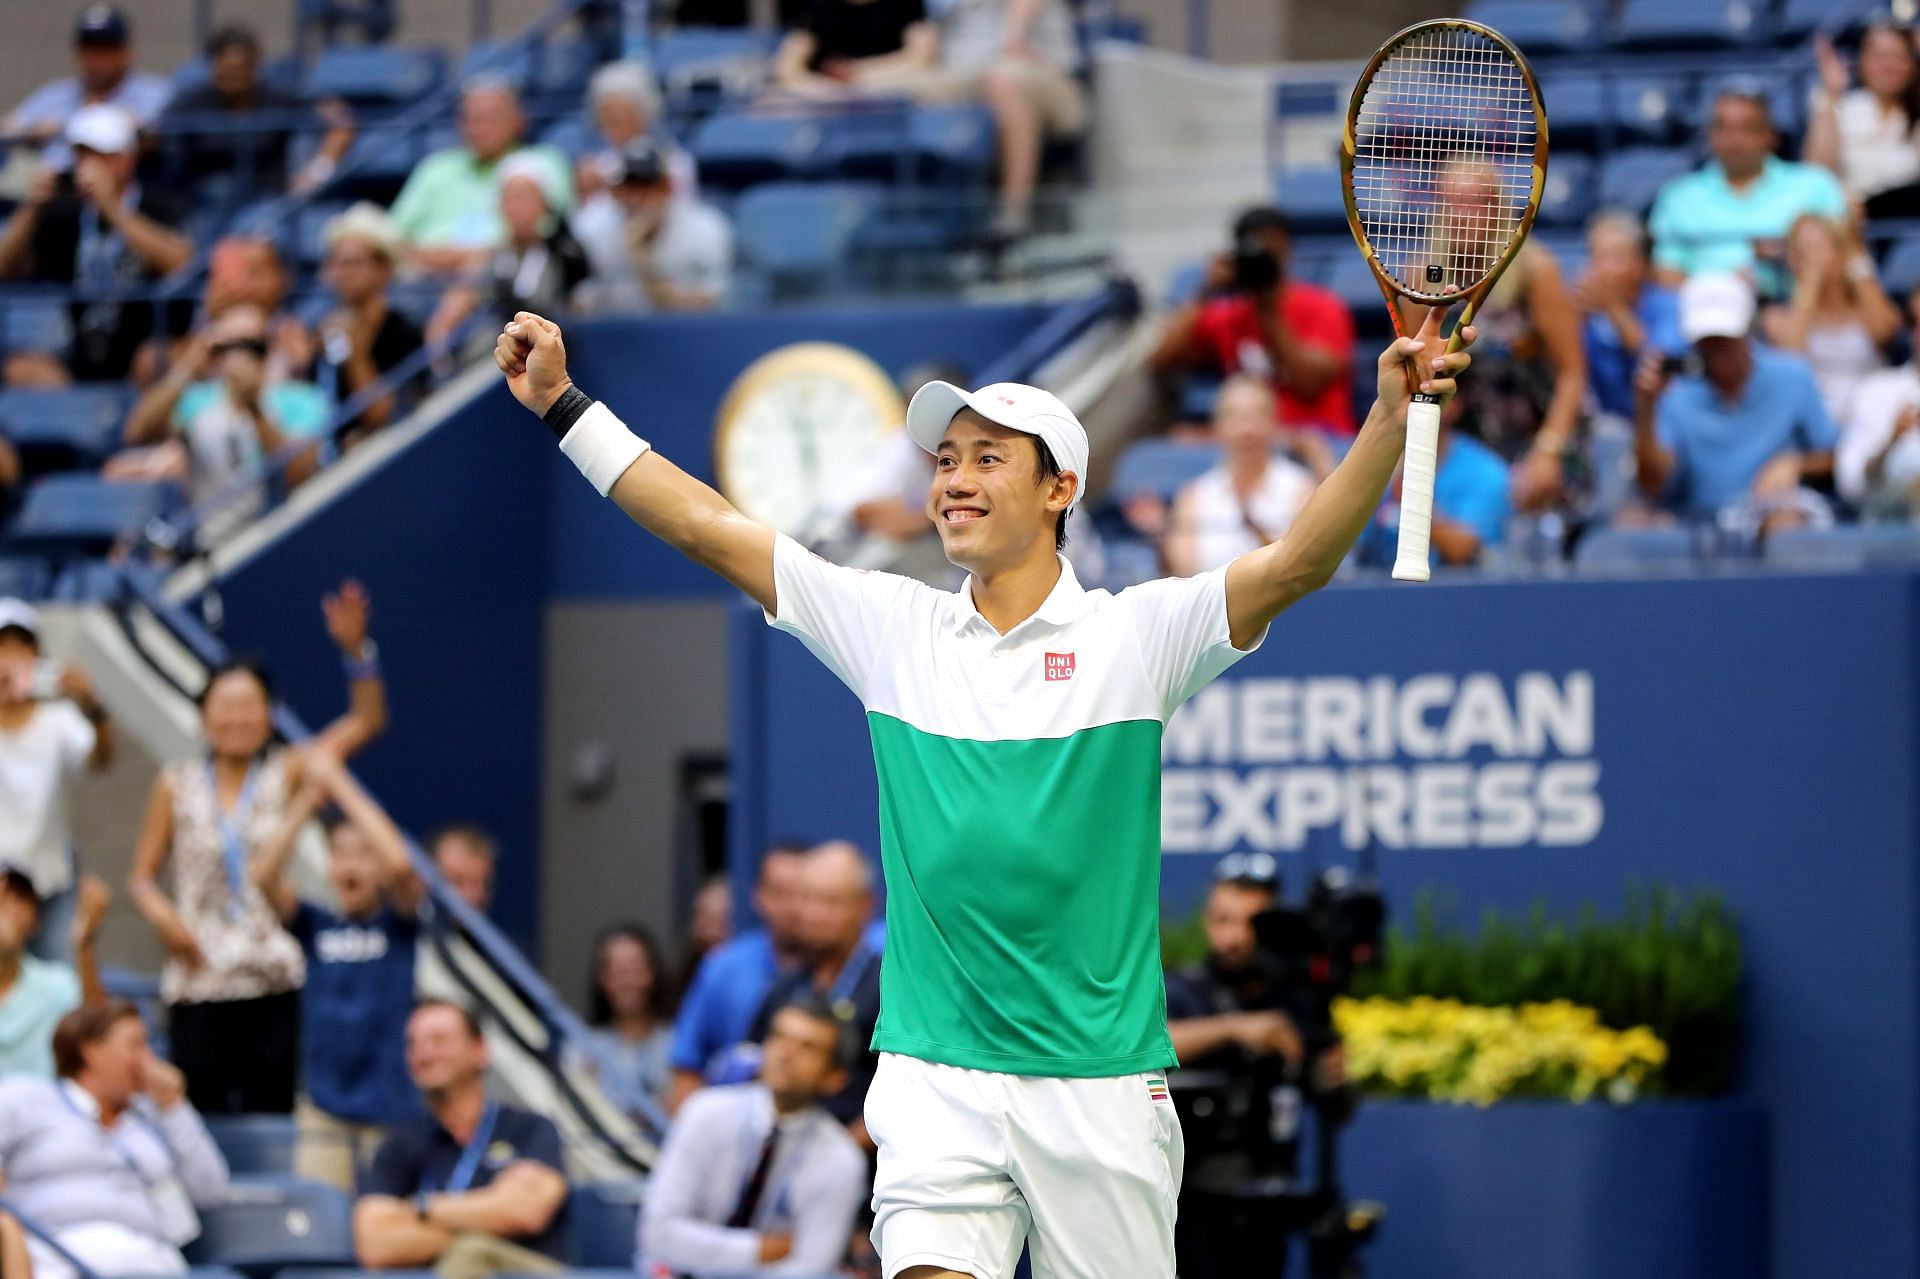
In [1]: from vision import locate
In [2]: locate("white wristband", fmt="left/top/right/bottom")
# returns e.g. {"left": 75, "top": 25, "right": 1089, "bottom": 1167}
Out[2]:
{"left": 559, "top": 401, "right": 651, "bottom": 496}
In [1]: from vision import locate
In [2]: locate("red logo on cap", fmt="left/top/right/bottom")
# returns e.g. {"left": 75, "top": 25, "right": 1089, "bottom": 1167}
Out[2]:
{"left": 1044, "top": 652, "right": 1075, "bottom": 681}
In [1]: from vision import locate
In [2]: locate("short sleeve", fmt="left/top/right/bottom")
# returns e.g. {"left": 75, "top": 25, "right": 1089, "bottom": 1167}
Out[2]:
{"left": 668, "top": 953, "right": 723, "bottom": 1072}
{"left": 510, "top": 1114, "right": 566, "bottom": 1173}
{"left": 1447, "top": 457, "right": 1511, "bottom": 547}
{"left": 1805, "top": 166, "right": 1848, "bottom": 218}
{"left": 1837, "top": 372, "right": 1904, "bottom": 502}
{"left": 1647, "top": 182, "right": 1689, "bottom": 274}
{"left": 271, "top": 383, "right": 334, "bottom": 437}
{"left": 1794, "top": 362, "right": 1841, "bottom": 450}
{"left": 765, "top": 533, "right": 927, "bottom": 703}
{"left": 362, "top": 1129, "right": 423, "bottom": 1198}
{"left": 1122, "top": 566, "right": 1263, "bottom": 718}
{"left": 173, "top": 383, "right": 217, "bottom": 432}
{"left": 51, "top": 702, "right": 94, "bottom": 773}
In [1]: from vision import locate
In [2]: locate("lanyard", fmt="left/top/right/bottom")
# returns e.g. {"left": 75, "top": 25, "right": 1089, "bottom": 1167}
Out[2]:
{"left": 827, "top": 936, "right": 877, "bottom": 1016}
{"left": 433, "top": 1102, "right": 499, "bottom": 1195}
{"left": 205, "top": 759, "right": 259, "bottom": 920}
{"left": 57, "top": 1084, "right": 177, "bottom": 1188}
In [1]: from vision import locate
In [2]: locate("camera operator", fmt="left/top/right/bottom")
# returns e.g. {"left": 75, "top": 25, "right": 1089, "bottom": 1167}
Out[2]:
{"left": 1150, "top": 206, "right": 1358, "bottom": 435}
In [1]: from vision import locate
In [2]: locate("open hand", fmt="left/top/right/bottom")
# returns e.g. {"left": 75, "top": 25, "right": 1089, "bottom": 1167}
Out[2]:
{"left": 322, "top": 579, "right": 372, "bottom": 656}
{"left": 495, "top": 312, "right": 574, "bottom": 416}
{"left": 1376, "top": 305, "right": 1476, "bottom": 422}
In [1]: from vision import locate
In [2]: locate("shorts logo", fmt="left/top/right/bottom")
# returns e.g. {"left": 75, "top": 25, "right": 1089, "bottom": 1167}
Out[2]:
{"left": 1146, "top": 1076, "right": 1170, "bottom": 1104}
{"left": 1044, "top": 652, "right": 1075, "bottom": 681}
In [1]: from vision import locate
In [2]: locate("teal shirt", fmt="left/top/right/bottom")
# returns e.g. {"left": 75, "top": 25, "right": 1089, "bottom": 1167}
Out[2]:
{"left": 1649, "top": 157, "right": 1846, "bottom": 286}
{"left": 174, "top": 381, "right": 333, "bottom": 436}
{"left": 0, "top": 958, "right": 80, "bottom": 1077}
{"left": 388, "top": 145, "right": 574, "bottom": 249}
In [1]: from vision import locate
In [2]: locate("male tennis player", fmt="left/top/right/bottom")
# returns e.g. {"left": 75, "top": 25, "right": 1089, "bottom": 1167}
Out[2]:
{"left": 494, "top": 308, "right": 1473, "bottom": 1279}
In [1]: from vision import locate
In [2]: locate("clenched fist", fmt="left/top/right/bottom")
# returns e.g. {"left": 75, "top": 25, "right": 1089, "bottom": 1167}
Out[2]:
{"left": 495, "top": 311, "right": 574, "bottom": 416}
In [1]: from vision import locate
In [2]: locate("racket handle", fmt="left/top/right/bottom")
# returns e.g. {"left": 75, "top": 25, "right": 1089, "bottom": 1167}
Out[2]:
{"left": 1392, "top": 395, "right": 1442, "bottom": 583}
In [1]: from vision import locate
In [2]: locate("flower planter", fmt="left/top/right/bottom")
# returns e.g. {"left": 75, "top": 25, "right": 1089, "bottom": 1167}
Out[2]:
{"left": 1340, "top": 1098, "right": 1765, "bottom": 1279}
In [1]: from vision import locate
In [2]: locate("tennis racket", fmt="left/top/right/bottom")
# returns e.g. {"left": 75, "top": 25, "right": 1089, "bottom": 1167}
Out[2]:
{"left": 1340, "top": 19, "right": 1548, "bottom": 582}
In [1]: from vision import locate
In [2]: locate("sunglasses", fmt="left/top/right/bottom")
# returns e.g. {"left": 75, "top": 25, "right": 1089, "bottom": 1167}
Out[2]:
{"left": 212, "top": 338, "right": 269, "bottom": 358}
{"left": 1214, "top": 850, "right": 1279, "bottom": 886}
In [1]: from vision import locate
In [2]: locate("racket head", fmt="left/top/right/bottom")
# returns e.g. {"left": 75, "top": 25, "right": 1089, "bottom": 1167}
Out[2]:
{"left": 1340, "top": 19, "right": 1549, "bottom": 313}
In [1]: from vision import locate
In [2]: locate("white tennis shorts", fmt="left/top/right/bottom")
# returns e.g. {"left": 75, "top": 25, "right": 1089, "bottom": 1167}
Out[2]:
{"left": 865, "top": 1051, "right": 1184, "bottom": 1279}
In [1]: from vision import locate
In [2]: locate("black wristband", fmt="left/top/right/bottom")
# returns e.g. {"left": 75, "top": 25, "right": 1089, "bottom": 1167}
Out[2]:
{"left": 541, "top": 385, "right": 592, "bottom": 441}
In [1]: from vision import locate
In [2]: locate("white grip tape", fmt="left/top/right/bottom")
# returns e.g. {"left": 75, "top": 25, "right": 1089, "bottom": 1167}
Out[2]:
{"left": 1392, "top": 397, "right": 1441, "bottom": 584}
{"left": 559, "top": 401, "right": 652, "bottom": 496}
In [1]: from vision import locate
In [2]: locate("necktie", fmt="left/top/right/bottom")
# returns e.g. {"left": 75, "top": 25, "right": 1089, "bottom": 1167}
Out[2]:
{"left": 726, "top": 1124, "right": 781, "bottom": 1229}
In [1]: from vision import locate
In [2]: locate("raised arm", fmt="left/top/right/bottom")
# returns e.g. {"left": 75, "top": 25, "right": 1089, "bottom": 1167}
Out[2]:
{"left": 1222, "top": 309, "right": 1474, "bottom": 646}
{"left": 251, "top": 773, "right": 323, "bottom": 923}
{"left": 308, "top": 751, "right": 423, "bottom": 916}
{"left": 495, "top": 313, "right": 777, "bottom": 612}
{"left": 307, "top": 580, "right": 387, "bottom": 762}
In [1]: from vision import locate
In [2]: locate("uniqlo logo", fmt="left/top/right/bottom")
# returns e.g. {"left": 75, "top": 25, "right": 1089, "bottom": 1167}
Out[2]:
{"left": 1044, "top": 652, "right": 1075, "bottom": 681}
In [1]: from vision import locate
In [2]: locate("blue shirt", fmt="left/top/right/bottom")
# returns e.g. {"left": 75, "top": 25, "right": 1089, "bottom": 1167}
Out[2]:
{"left": 1655, "top": 345, "right": 1838, "bottom": 518}
{"left": 1434, "top": 434, "right": 1512, "bottom": 548}
{"left": 0, "top": 958, "right": 79, "bottom": 1078}
{"left": 668, "top": 930, "right": 783, "bottom": 1074}
{"left": 364, "top": 1104, "right": 569, "bottom": 1259}
{"left": 7, "top": 73, "right": 172, "bottom": 170}
{"left": 1649, "top": 157, "right": 1846, "bottom": 286}
{"left": 1585, "top": 287, "right": 1683, "bottom": 419}
{"left": 290, "top": 903, "right": 421, "bottom": 1124}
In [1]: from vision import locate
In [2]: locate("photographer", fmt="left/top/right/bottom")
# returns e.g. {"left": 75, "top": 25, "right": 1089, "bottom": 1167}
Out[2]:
{"left": 1150, "top": 206, "right": 1357, "bottom": 435}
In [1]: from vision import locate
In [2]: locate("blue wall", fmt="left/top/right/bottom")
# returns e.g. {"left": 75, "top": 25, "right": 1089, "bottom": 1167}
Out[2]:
{"left": 730, "top": 567, "right": 1920, "bottom": 1279}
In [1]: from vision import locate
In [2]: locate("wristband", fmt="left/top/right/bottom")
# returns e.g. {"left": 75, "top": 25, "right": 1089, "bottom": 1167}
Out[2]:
{"left": 559, "top": 401, "right": 652, "bottom": 496}
{"left": 541, "top": 384, "right": 593, "bottom": 441}
{"left": 343, "top": 638, "right": 381, "bottom": 682}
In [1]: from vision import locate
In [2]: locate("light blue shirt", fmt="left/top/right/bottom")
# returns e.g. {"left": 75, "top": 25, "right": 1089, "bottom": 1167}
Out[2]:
{"left": 669, "top": 931, "right": 783, "bottom": 1075}
{"left": 7, "top": 73, "right": 172, "bottom": 170}
{"left": 1655, "top": 345, "right": 1838, "bottom": 518}
{"left": 0, "top": 957, "right": 79, "bottom": 1078}
{"left": 1649, "top": 157, "right": 1846, "bottom": 286}
{"left": 1585, "top": 286, "right": 1684, "bottom": 419}
{"left": 1434, "top": 434, "right": 1512, "bottom": 548}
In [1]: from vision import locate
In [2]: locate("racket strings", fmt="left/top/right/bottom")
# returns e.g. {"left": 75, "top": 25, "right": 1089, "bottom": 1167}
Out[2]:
{"left": 1348, "top": 25, "right": 1537, "bottom": 298}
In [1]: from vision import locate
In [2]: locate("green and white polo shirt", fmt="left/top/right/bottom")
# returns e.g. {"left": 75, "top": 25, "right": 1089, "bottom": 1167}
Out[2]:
{"left": 766, "top": 533, "right": 1266, "bottom": 1078}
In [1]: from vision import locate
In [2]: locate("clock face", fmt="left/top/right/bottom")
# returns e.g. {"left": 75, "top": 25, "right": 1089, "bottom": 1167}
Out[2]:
{"left": 714, "top": 343, "right": 907, "bottom": 538}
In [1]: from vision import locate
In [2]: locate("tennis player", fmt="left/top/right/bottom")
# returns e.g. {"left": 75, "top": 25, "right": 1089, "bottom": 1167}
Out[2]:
{"left": 494, "top": 308, "right": 1473, "bottom": 1279}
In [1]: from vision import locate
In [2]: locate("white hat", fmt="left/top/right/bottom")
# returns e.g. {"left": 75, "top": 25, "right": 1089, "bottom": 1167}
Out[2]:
{"left": 905, "top": 381, "right": 1090, "bottom": 510}
{"left": 1679, "top": 272, "right": 1755, "bottom": 343}
{"left": 65, "top": 103, "right": 136, "bottom": 156}
{"left": 494, "top": 150, "right": 558, "bottom": 205}
{"left": 0, "top": 598, "right": 39, "bottom": 641}
{"left": 323, "top": 201, "right": 402, "bottom": 264}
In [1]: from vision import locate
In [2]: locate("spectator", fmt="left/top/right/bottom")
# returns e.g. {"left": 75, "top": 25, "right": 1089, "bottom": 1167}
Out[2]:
{"left": 137, "top": 234, "right": 316, "bottom": 391}
{"left": 0, "top": 1213, "right": 28, "bottom": 1279}
{"left": 572, "top": 139, "right": 732, "bottom": 314}
{"left": 584, "top": 924, "right": 675, "bottom": 1108}
{"left": 127, "top": 581, "right": 387, "bottom": 1116}
{"left": 1649, "top": 87, "right": 1847, "bottom": 291}
{"left": 1807, "top": 25, "right": 1920, "bottom": 218}
{"left": 2, "top": 5, "right": 170, "bottom": 170}
{"left": 425, "top": 156, "right": 591, "bottom": 353}
{"left": 0, "top": 870, "right": 109, "bottom": 1077}
{"left": 0, "top": 999, "right": 229, "bottom": 1279}
{"left": 1162, "top": 375, "right": 1316, "bottom": 578}
{"left": 0, "top": 105, "right": 191, "bottom": 386}
{"left": 669, "top": 843, "right": 809, "bottom": 1110}
{"left": 0, "top": 598, "right": 113, "bottom": 962}
{"left": 1633, "top": 272, "right": 1838, "bottom": 535}
{"left": 388, "top": 78, "right": 573, "bottom": 275}
{"left": 1760, "top": 213, "right": 1897, "bottom": 423}
{"left": 812, "top": 360, "right": 964, "bottom": 555}
{"left": 0, "top": 437, "right": 17, "bottom": 510}
{"left": 639, "top": 994, "right": 869, "bottom": 1279}
{"left": 771, "top": 0, "right": 935, "bottom": 99}
{"left": 1838, "top": 282, "right": 1920, "bottom": 519}
{"left": 1149, "top": 206, "right": 1357, "bottom": 435}
{"left": 430, "top": 824, "right": 495, "bottom": 915}
{"left": 1577, "top": 210, "right": 1684, "bottom": 424}
{"left": 1360, "top": 414, "right": 1511, "bottom": 568}
{"left": 748, "top": 842, "right": 880, "bottom": 1139}
{"left": 111, "top": 304, "right": 331, "bottom": 507}
{"left": 316, "top": 204, "right": 426, "bottom": 441}
{"left": 354, "top": 1000, "right": 570, "bottom": 1278}
{"left": 576, "top": 61, "right": 695, "bottom": 204}
{"left": 686, "top": 875, "right": 733, "bottom": 973}
{"left": 156, "top": 24, "right": 355, "bottom": 204}
{"left": 254, "top": 749, "right": 423, "bottom": 1193}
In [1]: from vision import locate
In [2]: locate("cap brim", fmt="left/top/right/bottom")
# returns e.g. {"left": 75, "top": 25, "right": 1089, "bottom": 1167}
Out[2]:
{"left": 905, "top": 380, "right": 1038, "bottom": 455}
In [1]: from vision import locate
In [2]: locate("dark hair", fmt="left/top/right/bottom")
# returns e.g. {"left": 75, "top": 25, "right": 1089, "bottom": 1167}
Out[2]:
{"left": 1033, "top": 439, "right": 1071, "bottom": 551}
{"left": 412, "top": 998, "right": 484, "bottom": 1040}
{"left": 759, "top": 841, "right": 809, "bottom": 877}
{"left": 588, "top": 923, "right": 676, "bottom": 1025}
{"left": 204, "top": 24, "right": 260, "bottom": 60}
{"left": 1233, "top": 205, "right": 1290, "bottom": 242}
{"left": 774, "top": 990, "right": 853, "bottom": 1071}
{"left": 52, "top": 999, "right": 142, "bottom": 1080}
{"left": 0, "top": 870, "right": 41, "bottom": 914}
{"left": 197, "top": 655, "right": 273, "bottom": 709}
{"left": 1860, "top": 21, "right": 1920, "bottom": 132}
{"left": 0, "top": 625, "right": 39, "bottom": 653}
{"left": 429, "top": 822, "right": 497, "bottom": 863}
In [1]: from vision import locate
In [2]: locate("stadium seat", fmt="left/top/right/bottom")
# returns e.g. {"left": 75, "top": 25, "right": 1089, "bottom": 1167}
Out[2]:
{"left": 539, "top": 115, "right": 600, "bottom": 160}
{"left": 570, "top": 1181, "right": 645, "bottom": 1268}
{"left": 303, "top": 46, "right": 447, "bottom": 108}
{"left": 1274, "top": 167, "right": 1347, "bottom": 233}
{"left": 289, "top": 202, "right": 353, "bottom": 269}
{"left": 825, "top": 105, "right": 915, "bottom": 181}
{"left": 1764, "top": 524, "right": 1920, "bottom": 568}
{"left": 184, "top": 1177, "right": 354, "bottom": 1277}
{"left": 690, "top": 112, "right": 836, "bottom": 191}
{"left": 205, "top": 1114, "right": 299, "bottom": 1177}
{"left": 293, "top": 125, "right": 425, "bottom": 202}
{"left": 4, "top": 477, "right": 179, "bottom": 556}
{"left": 1166, "top": 261, "right": 1209, "bottom": 307}
{"left": 0, "top": 560, "right": 51, "bottom": 601}
{"left": 1179, "top": 375, "right": 1222, "bottom": 423}
{"left": 1597, "top": 146, "right": 1696, "bottom": 215}
{"left": 735, "top": 183, "right": 886, "bottom": 286}
{"left": 908, "top": 105, "right": 998, "bottom": 182}
{"left": 0, "top": 387, "right": 132, "bottom": 472}
{"left": 1881, "top": 235, "right": 1920, "bottom": 295}
{"left": 532, "top": 39, "right": 600, "bottom": 100}
{"left": 1537, "top": 152, "right": 1593, "bottom": 226}
{"left": 1326, "top": 253, "right": 1391, "bottom": 322}
{"left": 0, "top": 288, "right": 72, "bottom": 358}
{"left": 652, "top": 27, "right": 782, "bottom": 99}
{"left": 1776, "top": 0, "right": 1885, "bottom": 39}
{"left": 1462, "top": 0, "right": 1598, "bottom": 53}
{"left": 1613, "top": 0, "right": 1766, "bottom": 48}
{"left": 1542, "top": 72, "right": 1689, "bottom": 145}
{"left": 1572, "top": 526, "right": 1700, "bottom": 571}
{"left": 1108, "top": 440, "right": 1221, "bottom": 503}
{"left": 457, "top": 40, "right": 537, "bottom": 93}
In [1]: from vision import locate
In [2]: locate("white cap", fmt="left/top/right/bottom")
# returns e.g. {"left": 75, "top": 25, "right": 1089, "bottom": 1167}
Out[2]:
{"left": 0, "top": 598, "right": 39, "bottom": 642}
{"left": 1679, "top": 272, "right": 1755, "bottom": 343}
{"left": 905, "top": 381, "right": 1090, "bottom": 509}
{"left": 495, "top": 150, "right": 558, "bottom": 205}
{"left": 66, "top": 103, "right": 136, "bottom": 156}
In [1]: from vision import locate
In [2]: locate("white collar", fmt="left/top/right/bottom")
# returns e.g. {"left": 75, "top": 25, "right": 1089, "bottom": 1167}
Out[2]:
{"left": 948, "top": 555, "right": 1087, "bottom": 636}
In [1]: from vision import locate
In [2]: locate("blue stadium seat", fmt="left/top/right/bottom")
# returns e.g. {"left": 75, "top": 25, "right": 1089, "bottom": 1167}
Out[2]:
{"left": 0, "top": 387, "right": 130, "bottom": 471}
{"left": 1543, "top": 72, "right": 1689, "bottom": 144}
{"left": 4, "top": 478, "right": 178, "bottom": 556}
{"left": 294, "top": 125, "right": 425, "bottom": 202}
{"left": 1776, "top": 0, "right": 1885, "bottom": 39}
{"left": 1327, "top": 253, "right": 1391, "bottom": 319}
{"left": 48, "top": 560, "right": 127, "bottom": 603}
{"left": 205, "top": 1115, "right": 299, "bottom": 1177}
{"left": 1108, "top": 440, "right": 1221, "bottom": 503}
{"left": 1764, "top": 524, "right": 1920, "bottom": 568}
{"left": 0, "top": 560, "right": 51, "bottom": 601}
{"left": 0, "top": 288, "right": 71, "bottom": 356}
{"left": 825, "top": 105, "right": 915, "bottom": 181}
{"left": 1882, "top": 235, "right": 1920, "bottom": 295}
{"left": 1572, "top": 526, "right": 1699, "bottom": 571}
{"left": 735, "top": 183, "right": 886, "bottom": 283}
{"left": 1166, "top": 261, "right": 1209, "bottom": 307}
{"left": 184, "top": 1177, "right": 354, "bottom": 1276}
{"left": 1179, "top": 375, "right": 1222, "bottom": 423}
{"left": 1463, "top": 0, "right": 1598, "bottom": 53}
{"left": 1614, "top": 0, "right": 1766, "bottom": 48}
{"left": 458, "top": 40, "right": 537, "bottom": 94}
{"left": 1537, "top": 152, "right": 1593, "bottom": 226}
{"left": 653, "top": 26, "right": 782, "bottom": 98}
{"left": 290, "top": 202, "right": 353, "bottom": 269}
{"left": 304, "top": 46, "right": 447, "bottom": 108}
{"left": 1274, "top": 167, "right": 1347, "bottom": 233}
{"left": 1597, "top": 146, "right": 1697, "bottom": 215}
{"left": 181, "top": 1268, "right": 248, "bottom": 1279}
{"left": 533, "top": 39, "right": 600, "bottom": 99}
{"left": 539, "top": 115, "right": 601, "bottom": 160}
{"left": 908, "top": 105, "right": 997, "bottom": 182}
{"left": 570, "top": 1181, "right": 645, "bottom": 1268}
{"left": 690, "top": 112, "right": 835, "bottom": 190}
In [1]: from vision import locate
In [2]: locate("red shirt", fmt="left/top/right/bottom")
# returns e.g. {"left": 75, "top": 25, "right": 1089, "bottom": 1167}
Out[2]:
{"left": 1192, "top": 283, "right": 1358, "bottom": 433}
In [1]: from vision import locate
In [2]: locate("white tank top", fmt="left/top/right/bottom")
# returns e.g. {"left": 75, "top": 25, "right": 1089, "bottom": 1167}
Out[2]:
{"left": 1178, "top": 459, "right": 1315, "bottom": 573}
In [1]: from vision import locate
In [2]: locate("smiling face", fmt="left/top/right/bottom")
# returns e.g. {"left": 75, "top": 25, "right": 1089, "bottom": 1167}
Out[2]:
{"left": 201, "top": 667, "right": 272, "bottom": 761}
{"left": 928, "top": 411, "right": 1074, "bottom": 574}
{"left": 406, "top": 1003, "right": 487, "bottom": 1097}
{"left": 328, "top": 824, "right": 383, "bottom": 917}
{"left": 1860, "top": 26, "right": 1917, "bottom": 102}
